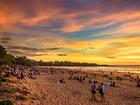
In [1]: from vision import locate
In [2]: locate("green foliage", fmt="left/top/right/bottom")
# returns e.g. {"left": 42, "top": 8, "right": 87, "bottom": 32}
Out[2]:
{"left": 0, "top": 78, "right": 8, "bottom": 83}
{"left": 0, "top": 45, "right": 7, "bottom": 57}
{"left": 0, "top": 45, "right": 98, "bottom": 66}
{"left": 0, "top": 45, "right": 31, "bottom": 66}
{"left": 31, "top": 60, "right": 97, "bottom": 66}
{"left": 0, "top": 100, "right": 13, "bottom": 105}
{"left": 0, "top": 54, "right": 15, "bottom": 65}
{"left": 0, "top": 45, "right": 15, "bottom": 65}
{"left": 15, "top": 56, "right": 31, "bottom": 66}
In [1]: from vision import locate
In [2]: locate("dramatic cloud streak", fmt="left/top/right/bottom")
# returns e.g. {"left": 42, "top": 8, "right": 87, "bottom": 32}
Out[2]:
{"left": 0, "top": 0, "right": 140, "bottom": 64}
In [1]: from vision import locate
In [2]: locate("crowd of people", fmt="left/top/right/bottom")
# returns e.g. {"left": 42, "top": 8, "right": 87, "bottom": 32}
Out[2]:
{"left": 1, "top": 65, "right": 140, "bottom": 103}
{"left": 0, "top": 64, "right": 37, "bottom": 80}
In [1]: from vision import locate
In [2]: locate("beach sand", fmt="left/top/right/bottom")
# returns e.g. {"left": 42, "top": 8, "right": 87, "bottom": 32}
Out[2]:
{"left": 1, "top": 68, "right": 140, "bottom": 105}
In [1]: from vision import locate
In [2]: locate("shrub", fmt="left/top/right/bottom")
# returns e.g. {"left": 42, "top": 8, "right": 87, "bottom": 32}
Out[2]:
{"left": 0, "top": 78, "right": 7, "bottom": 83}
{"left": 0, "top": 100, "right": 13, "bottom": 105}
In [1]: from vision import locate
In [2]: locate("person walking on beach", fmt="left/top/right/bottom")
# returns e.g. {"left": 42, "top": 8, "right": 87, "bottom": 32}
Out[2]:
{"left": 99, "top": 83, "right": 105, "bottom": 102}
{"left": 91, "top": 81, "right": 97, "bottom": 101}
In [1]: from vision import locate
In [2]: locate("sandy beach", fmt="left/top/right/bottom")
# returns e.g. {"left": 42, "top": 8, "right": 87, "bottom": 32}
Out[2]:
{"left": 1, "top": 66, "right": 140, "bottom": 105}
{"left": 1, "top": 0, "right": 140, "bottom": 105}
{"left": 7, "top": 67, "right": 140, "bottom": 105}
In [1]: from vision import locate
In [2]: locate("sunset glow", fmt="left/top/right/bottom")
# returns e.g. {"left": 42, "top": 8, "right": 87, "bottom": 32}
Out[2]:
{"left": 0, "top": 0, "right": 140, "bottom": 65}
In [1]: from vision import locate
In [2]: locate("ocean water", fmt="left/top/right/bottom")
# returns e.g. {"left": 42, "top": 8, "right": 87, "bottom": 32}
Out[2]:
{"left": 34, "top": 66, "right": 140, "bottom": 74}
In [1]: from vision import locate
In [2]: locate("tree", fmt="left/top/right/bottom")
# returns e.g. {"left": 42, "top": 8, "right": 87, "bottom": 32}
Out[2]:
{"left": 15, "top": 56, "right": 31, "bottom": 66}
{"left": 0, "top": 45, "right": 7, "bottom": 57}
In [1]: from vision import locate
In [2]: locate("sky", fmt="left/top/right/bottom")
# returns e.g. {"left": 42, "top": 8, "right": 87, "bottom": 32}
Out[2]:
{"left": 0, "top": 0, "right": 140, "bottom": 65}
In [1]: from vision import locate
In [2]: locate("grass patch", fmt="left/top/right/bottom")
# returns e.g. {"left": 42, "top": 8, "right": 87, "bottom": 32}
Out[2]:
{"left": 0, "top": 78, "right": 8, "bottom": 83}
{"left": 0, "top": 100, "right": 13, "bottom": 105}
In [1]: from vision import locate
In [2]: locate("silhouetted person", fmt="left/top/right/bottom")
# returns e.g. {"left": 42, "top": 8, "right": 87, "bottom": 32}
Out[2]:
{"left": 137, "top": 80, "right": 140, "bottom": 87}
{"left": 99, "top": 83, "right": 105, "bottom": 102}
{"left": 112, "top": 82, "right": 116, "bottom": 87}
{"left": 91, "top": 81, "right": 97, "bottom": 101}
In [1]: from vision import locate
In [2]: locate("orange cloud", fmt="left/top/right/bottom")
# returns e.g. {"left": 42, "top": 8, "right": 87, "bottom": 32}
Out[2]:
{"left": 0, "top": 0, "right": 140, "bottom": 65}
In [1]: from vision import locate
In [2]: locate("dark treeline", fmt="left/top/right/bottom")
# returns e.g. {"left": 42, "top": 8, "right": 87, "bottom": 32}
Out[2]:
{"left": 0, "top": 45, "right": 98, "bottom": 66}
{"left": 33, "top": 61, "right": 98, "bottom": 66}
{"left": 0, "top": 45, "right": 31, "bottom": 66}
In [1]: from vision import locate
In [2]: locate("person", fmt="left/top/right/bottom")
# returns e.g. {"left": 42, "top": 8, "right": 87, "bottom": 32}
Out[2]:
{"left": 20, "top": 70, "right": 24, "bottom": 80}
{"left": 17, "top": 70, "right": 21, "bottom": 79}
{"left": 137, "top": 80, "right": 140, "bottom": 87}
{"left": 29, "top": 70, "right": 36, "bottom": 79}
{"left": 59, "top": 78, "right": 65, "bottom": 84}
{"left": 29, "top": 70, "right": 33, "bottom": 79}
{"left": 107, "top": 81, "right": 111, "bottom": 88}
{"left": 112, "top": 82, "right": 116, "bottom": 87}
{"left": 99, "top": 83, "right": 105, "bottom": 102}
{"left": 91, "top": 81, "right": 97, "bottom": 101}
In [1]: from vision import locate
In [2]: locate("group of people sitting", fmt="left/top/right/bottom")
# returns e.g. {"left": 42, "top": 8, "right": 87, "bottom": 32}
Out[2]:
{"left": 69, "top": 75, "right": 86, "bottom": 82}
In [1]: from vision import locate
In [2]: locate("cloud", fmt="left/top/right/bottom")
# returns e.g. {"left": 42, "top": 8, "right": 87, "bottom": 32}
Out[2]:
{"left": 9, "top": 49, "right": 48, "bottom": 57}
{"left": 0, "top": 33, "right": 11, "bottom": 44}
{"left": 7, "top": 45, "right": 62, "bottom": 52}
{"left": 6, "top": 45, "right": 63, "bottom": 57}
{"left": 88, "top": 47, "right": 95, "bottom": 49}
{"left": 0, "top": 0, "right": 140, "bottom": 64}
{"left": 57, "top": 54, "right": 67, "bottom": 56}
{"left": 0, "top": 0, "right": 140, "bottom": 31}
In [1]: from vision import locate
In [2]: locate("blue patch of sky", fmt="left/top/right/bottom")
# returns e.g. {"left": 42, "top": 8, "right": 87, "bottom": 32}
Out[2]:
{"left": 58, "top": 47, "right": 107, "bottom": 56}
{"left": 58, "top": 19, "right": 140, "bottom": 41}
{"left": 59, "top": 23, "right": 120, "bottom": 40}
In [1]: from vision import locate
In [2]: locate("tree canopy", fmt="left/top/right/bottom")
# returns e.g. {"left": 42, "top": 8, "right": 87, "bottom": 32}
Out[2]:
{"left": 0, "top": 45, "right": 98, "bottom": 66}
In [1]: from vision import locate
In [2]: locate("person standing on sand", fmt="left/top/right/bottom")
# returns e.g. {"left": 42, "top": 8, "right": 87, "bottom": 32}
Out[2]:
{"left": 91, "top": 81, "right": 97, "bottom": 101}
{"left": 107, "top": 81, "right": 112, "bottom": 88}
{"left": 99, "top": 83, "right": 105, "bottom": 102}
